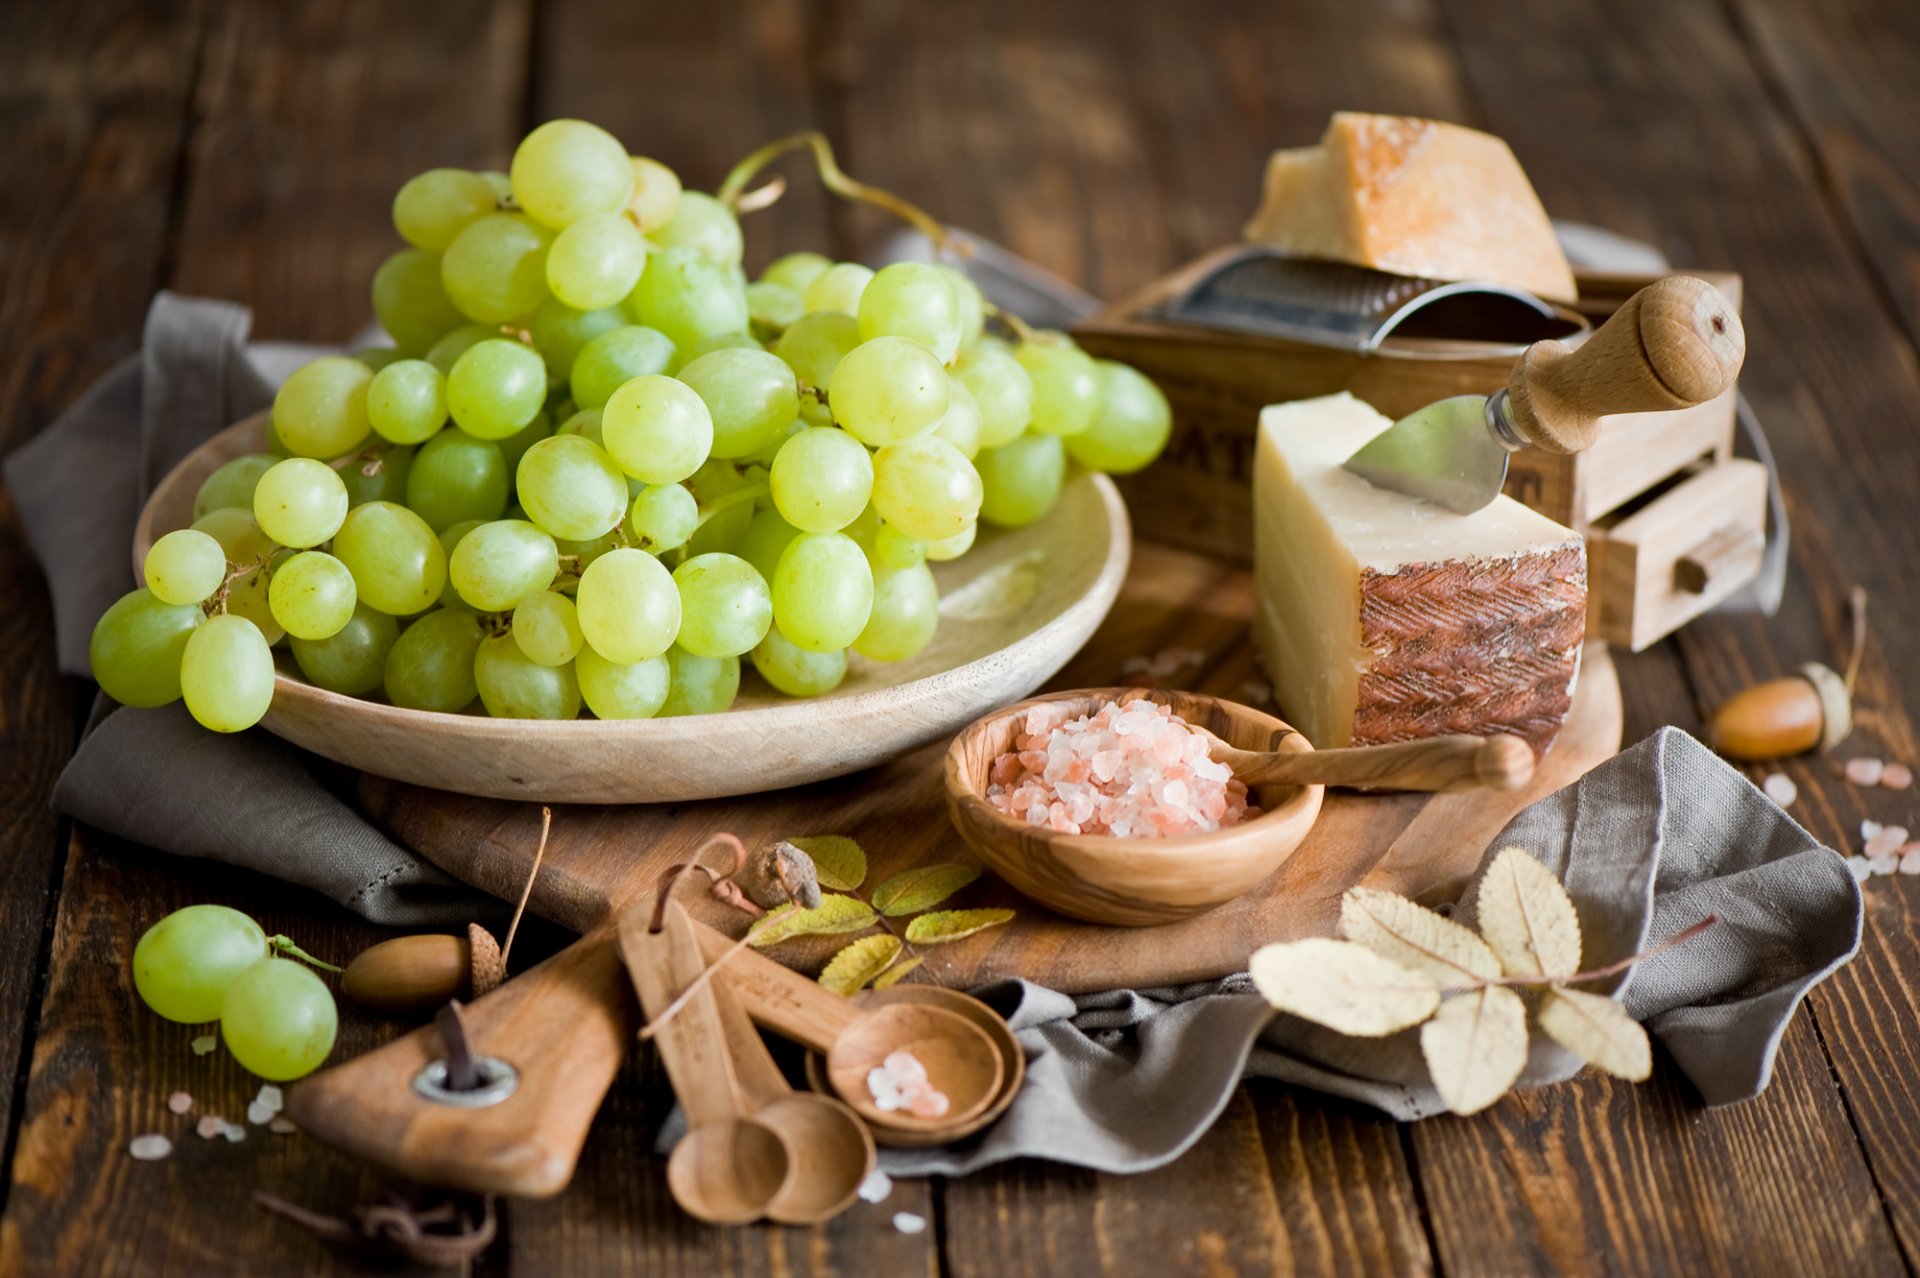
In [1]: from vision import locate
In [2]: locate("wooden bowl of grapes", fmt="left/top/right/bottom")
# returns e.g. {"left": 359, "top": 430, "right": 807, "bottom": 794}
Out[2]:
{"left": 133, "top": 410, "right": 1130, "bottom": 803}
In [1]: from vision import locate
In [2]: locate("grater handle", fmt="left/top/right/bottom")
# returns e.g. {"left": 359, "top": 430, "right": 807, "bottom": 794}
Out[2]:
{"left": 1505, "top": 276, "right": 1744, "bottom": 454}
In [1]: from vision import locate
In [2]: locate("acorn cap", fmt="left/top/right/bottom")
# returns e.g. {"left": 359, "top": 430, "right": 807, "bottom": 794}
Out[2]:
{"left": 468, "top": 922, "right": 505, "bottom": 997}
{"left": 1799, "top": 662, "right": 1853, "bottom": 752}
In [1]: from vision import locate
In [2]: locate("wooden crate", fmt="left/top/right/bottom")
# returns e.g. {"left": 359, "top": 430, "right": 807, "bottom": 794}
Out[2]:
{"left": 1072, "top": 251, "right": 1754, "bottom": 650}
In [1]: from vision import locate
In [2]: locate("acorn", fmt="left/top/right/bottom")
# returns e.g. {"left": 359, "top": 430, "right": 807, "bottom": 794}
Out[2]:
{"left": 1705, "top": 588, "right": 1864, "bottom": 762}
{"left": 341, "top": 922, "right": 505, "bottom": 1014}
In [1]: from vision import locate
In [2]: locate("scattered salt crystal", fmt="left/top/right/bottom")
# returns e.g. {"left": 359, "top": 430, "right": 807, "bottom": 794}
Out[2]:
{"left": 196, "top": 1115, "right": 226, "bottom": 1140}
{"left": 1862, "top": 820, "right": 1885, "bottom": 841}
{"left": 221, "top": 1122, "right": 246, "bottom": 1144}
{"left": 893, "top": 1212, "right": 927, "bottom": 1235}
{"left": 1763, "top": 773, "right": 1798, "bottom": 807}
{"left": 1847, "top": 856, "right": 1874, "bottom": 883}
{"left": 857, "top": 1169, "right": 893, "bottom": 1204}
{"left": 1846, "top": 757, "right": 1886, "bottom": 786}
{"left": 1870, "top": 853, "right": 1899, "bottom": 876}
{"left": 1866, "top": 827, "right": 1910, "bottom": 858}
{"left": 190, "top": 1035, "right": 216, "bottom": 1056}
{"left": 128, "top": 1134, "right": 173, "bottom": 1162}
{"left": 1884, "top": 763, "right": 1914, "bottom": 791}
{"left": 1900, "top": 851, "right": 1920, "bottom": 876}
{"left": 268, "top": 1117, "right": 298, "bottom": 1135}
{"left": 246, "top": 1099, "right": 274, "bottom": 1125}
{"left": 246, "top": 1084, "right": 284, "bottom": 1126}
{"left": 166, "top": 1092, "right": 193, "bottom": 1116}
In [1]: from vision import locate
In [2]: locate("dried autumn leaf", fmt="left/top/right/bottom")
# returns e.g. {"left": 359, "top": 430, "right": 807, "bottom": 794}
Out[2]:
{"left": 1419, "top": 986, "right": 1529, "bottom": 1116}
{"left": 1248, "top": 939, "right": 1440, "bottom": 1037}
{"left": 904, "top": 908, "right": 1014, "bottom": 945}
{"left": 787, "top": 836, "right": 867, "bottom": 892}
{"left": 747, "top": 893, "right": 877, "bottom": 947}
{"left": 1475, "top": 846, "right": 1582, "bottom": 979}
{"left": 819, "top": 934, "right": 904, "bottom": 996}
{"left": 872, "top": 863, "right": 983, "bottom": 917}
{"left": 1339, "top": 887, "right": 1501, "bottom": 985}
{"left": 1537, "top": 987, "right": 1652, "bottom": 1081}
{"left": 873, "top": 954, "right": 925, "bottom": 989}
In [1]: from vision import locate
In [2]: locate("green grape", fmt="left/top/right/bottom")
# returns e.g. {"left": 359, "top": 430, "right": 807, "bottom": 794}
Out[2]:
{"left": 831, "top": 337, "right": 949, "bottom": 447}
{"left": 769, "top": 427, "right": 872, "bottom": 533}
{"left": 89, "top": 588, "right": 201, "bottom": 707}
{"left": 576, "top": 645, "right": 670, "bottom": 719}
{"left": 1015, "top": 337, "right": 1100, "bottom": 436}
{"left": 659, "top": 646, "right": 739, "bottom": 716}
{"left": 555, "top": 527, "right": 622, "bottom": 573}
{"left": 602, "top": 375, "right": 713, "bottom": 483}
{"left": 367, "top": 359, "right": 449, "bottom": 445}
{"left": 625, "top": 246, "right": 750, "bottom": 352}
{"left": 648, "top": 190, "right": 742, "bottom": 266}
{"left": 683, "top": 459, "right": 755, "bottom": 557}
{"left": 747, "top": 281, "right": 804, "bottom": 336}
{"left": 1066, "top": 360, "right": 1172, "bottom": 474}
{"left": 802, "top": 262, "right": 873, "bottom": 316}
{"left": 855, "top": 562, "right": 939, "bottom": 662}
{"left": 475, "top": 634, "right": 581, "bottom": 719}
{"left": 394, "top": 168, "right": 498, "bottom": 251}
{"left": 192, "top": 509, "right": 283, "bottom": 643}
{"left": 354, "top": 346, "right": 405, "bottom": 371}
{"left": 570, "top": 324, "right": 677, "bottom": 410}
{"left": 384, "top": 606, "right": 483, "bottom": 713}
{"left": 842, "top": 500, "right": 882, "bottom": 550}
{"left": 736, "top": 507, "right": 802, "bottom": 581}
{"left": 870, "top": 522, "right": 927, "bottom": 570}
{"left": 268, "top": 550, "right": 356, "bottom": 641}
{"left": 676, "top": 348, "right": 798, "bottom": 460}
{"left": 871, "top": 434, "right": 982, "bottom": 541}
{"left": 741, "top": 417, "right": 804, "bottom": 468}
{"left": 406, "top": 430, "right": 509, "bottom": 532}
{"left": 448, "top": 519, "right": 558, "bottom": 611}
{"left": 670, "top": 330, "right": 763, "bottom": 374}
{"left": 626, "top": 156, "right": 682, "bottom": 232}
{"left": 133, "top": 905, "right": 268, "bottom": 1024}
{"left": 512, "top": 590, "right": 584, "bottom": 666}
{"left": 976, "top": 432, "right": 1066, "bottom": 527}
{"left": 516, "top": 434, "right": 629, "bottom": 540}
{"left": 373, "top": 249, "right": 466, "bottom": 355}
{"left": 272, "top": 357, "right": 373, "bottom": 459}
{"left": 290, "top": 603, "right": 398, "bottom": 695}
{"left": 331, "top": 501, "right": 446, "bottom": 615}
{"left": 447, "top": 338, "right": 546, "bottom": 439}
{"left": 751, "top": 625, "right": 847, "bottom": 697}
{"left": 442, "top": 213, "right": 554, "bottom": 324}
{"left": 181, "top": 614, "right": 274, "bottom": 733}
{"left": 937, "top": 265, "right": 986, "bottom": 347}
{"left": 628, "top": 482, "right": 698, "bottom": 551}
{"left": 761, "top": 251, "right": 832, "bottom": 295}
{"left": 435, "top": 519, "right": 484, "bottom": 606}
{"left": 253, "top": 457, "right": 348, "bottom": 549}
{"left": 556, "top": 407, "right": 605, "bottom": 443}
{"left": 496, "top": 408, "right": 553, "bottom": 475}
{"left": 193, "top": 453, "right": 276, "bottom": 520}
{"left": 477, "top": 170, "right": 512, "bottom": 203}
{"left": 771, "top": 532, "right": 872, "bottom": 653}
{"left": 530, "top": 297, "right": 625, "bottom": 380}
{"left": 931, "top": 379, "right": 982, "bottom": 458}
{"left": 857, "top": 262, "right": 962, "bottom": 362}
{"left": 510, "top": 119, "right": 632, "bottom": 230}
{"left": 341, "top": 443, "right": 410, "bottom": 509}
{"left": 672, "top": 553, "right": 771, "bottom": 658}
{"left": 426, "top": 323, "right": 503, "bottom": 375}
{"left": 221, "top": 958, "right": 337, "bottom": 1082}
{"left": 144, "top": 529, "right": 226, "bottom": 606}
{"left": 952, "top": 343, "right": 1033, "bottom": 447}
{"left": 924, "top": 520, "right": 977, "bottom": 562}
{"left": 547, "top": 211, "right": 649, "bottom": 311}
{"left": 576, "top": 548, "right": 680, "bottom": 663}
{"left": 773, "top": 311, "right": 860, "bottom": 426}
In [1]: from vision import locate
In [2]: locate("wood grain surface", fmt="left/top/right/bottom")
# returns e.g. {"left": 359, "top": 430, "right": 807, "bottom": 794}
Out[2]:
{"left": 4, "top": 0, "right": 1920, "bottom": 1274}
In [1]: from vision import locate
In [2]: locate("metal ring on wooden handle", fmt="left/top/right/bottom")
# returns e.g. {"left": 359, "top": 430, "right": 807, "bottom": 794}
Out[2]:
{"left": 1506, "top": 276, "right": 1746, "bottom": 454}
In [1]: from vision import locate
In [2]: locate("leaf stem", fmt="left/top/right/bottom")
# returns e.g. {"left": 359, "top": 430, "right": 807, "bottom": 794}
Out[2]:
{"left": 1445, "top": 914, "right": 1718, "bottom": 993}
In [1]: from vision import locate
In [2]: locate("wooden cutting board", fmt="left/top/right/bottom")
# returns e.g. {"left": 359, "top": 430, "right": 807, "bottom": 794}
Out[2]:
{"left": 356, "top": 544, "right": 1623, "bottom": 994}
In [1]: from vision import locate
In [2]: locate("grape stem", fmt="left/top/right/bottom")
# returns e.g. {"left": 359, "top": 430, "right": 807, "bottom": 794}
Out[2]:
{"left": 987, "top": 303, "right": 1041, "bottom": 346}
{"left": 205, "top": 553, "right": 272, "bottom": 618}
{"left": 269, "top": 935, "right": 343, "bottom": 973}
{"left": 716, "top": 130, "right": 965, "bottom": 258}
{"left": 694, "top": 481, "right": 770, "bottom": 530}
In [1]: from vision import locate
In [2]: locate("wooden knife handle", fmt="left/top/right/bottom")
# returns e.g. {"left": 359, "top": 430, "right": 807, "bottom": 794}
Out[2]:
{"left": 286, "top": 926, "right": 632, "bottom": 1199}
{"left": 1507, "top": 275, "right": 1745, "bottom": 454}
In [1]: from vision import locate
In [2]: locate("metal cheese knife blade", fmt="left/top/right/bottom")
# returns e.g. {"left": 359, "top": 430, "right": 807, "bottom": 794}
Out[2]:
{"left": 1343, "top": 276, "right": 1747, "bottom": 513}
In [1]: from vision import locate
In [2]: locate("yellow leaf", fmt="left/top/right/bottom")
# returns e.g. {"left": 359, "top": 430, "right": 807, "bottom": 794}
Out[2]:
{"left": 747, "top": 893, "right": 876, "bottom": 947}
{"left": 1537, "top": 988, "right": 1651, "bottom": 1081}
{"left": 873, "top": 863, "right": 984, "bottom": 916}
{"left": 1419, "top": 986, "right": 1529, "bottom": 1115}
{"left": 903, "top": 908, "right": 1014, "bottom": 945}
{"left": 818, "top": 935, "right": 903, "bottom": 996}
{"left": 873, "top": 955, "right": 925, "bottom": 989}
{"left": 1475, "top": 846, "right": 1582, "bottom": 979}
{"left": 1248, "top": 939, "right": 1440, "bottom": 1037}
{"left": 786, "top": 836, "right": 867, "bottom": 892}
{"left": 1339, "top": 887, "right": 1501, "bottom": 985}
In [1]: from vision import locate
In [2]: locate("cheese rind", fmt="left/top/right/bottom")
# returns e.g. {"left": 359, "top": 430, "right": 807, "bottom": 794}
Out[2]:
{"left": 1244, "top": 112, "right": 1578, "bottom": 304}
{"left": 1253, "top": 393, "right": 1586, "bottom": 756}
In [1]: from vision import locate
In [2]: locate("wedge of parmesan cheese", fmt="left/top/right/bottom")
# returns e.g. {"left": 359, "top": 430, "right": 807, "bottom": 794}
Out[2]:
{"left": 1244, "top": 112, "right": 1577, "bottom": 304}
{"left": 1254, "top": 393, "right": 1586, "bottom": 756}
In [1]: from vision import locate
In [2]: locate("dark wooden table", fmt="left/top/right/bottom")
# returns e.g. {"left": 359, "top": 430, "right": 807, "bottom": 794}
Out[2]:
{"left": 5, "top": 0, "right": 1920, "bottom": 1273}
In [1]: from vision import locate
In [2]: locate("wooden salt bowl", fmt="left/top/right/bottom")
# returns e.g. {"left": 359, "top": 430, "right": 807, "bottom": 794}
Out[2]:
{"left": 944, "top": 688, "right": 1323, "bottom": 926}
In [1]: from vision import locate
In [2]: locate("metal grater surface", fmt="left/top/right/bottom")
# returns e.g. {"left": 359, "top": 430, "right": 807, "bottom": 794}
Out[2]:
{"left": 1149, "top": 248, "right": 1583, "bottom": 353}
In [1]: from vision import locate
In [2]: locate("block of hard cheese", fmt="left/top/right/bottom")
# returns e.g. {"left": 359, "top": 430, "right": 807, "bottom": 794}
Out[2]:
{"left": 1243, "top": 112, "right": 1577, "bottom": 304}
{"left": 1253, "top": 392, "right": 1587, "bottom": 756}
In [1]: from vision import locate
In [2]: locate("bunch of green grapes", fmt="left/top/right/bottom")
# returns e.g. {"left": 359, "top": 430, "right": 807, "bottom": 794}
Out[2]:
{"left": 90, "top": 121, "right": 1172, "bottom": 729}
{"left": 132, "top": 905, "right": 339, "bottom": 1081}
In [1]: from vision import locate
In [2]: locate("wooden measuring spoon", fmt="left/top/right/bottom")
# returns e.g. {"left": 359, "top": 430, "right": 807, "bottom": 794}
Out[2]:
{"left": 1205, "top": 730, "right": 1536, "bottom": 793}
{"left": 622, "top": 900, "right": 792, "bottom": 1226}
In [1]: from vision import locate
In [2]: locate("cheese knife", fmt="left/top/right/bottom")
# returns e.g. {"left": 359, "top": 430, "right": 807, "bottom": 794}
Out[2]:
{"left": 1342, "top": 275, "right": 1746, "bottom": 513}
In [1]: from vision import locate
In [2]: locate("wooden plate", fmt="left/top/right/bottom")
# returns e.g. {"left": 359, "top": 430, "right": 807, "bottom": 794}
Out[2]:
{"left": 133, "top": 412, "right": 1132, "bottom": 802}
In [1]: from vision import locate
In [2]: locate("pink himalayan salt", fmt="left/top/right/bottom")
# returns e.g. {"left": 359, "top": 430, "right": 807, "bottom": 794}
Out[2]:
{"left": 1884, "top": 763, "right": 1914, "bottom": 791}
{"left": 1865, "top": 826, "right": 1910, "bottom": 858}
{"left": 867, "top": 1049, "right": 947, "bottom": 1117}
{"left": 1846, "top": 757, "right": 1886, "bottom": 786}
{"left": 166, "top": 1091, "right": 193, "bottom": 1116}
{"left": 984, "top": 699, "right": 1257, "bottom": 839}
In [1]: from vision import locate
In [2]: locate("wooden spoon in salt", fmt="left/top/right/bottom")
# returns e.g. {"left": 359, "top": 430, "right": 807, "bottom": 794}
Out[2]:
{"left": 1204, "top": 730, "right": 1535, "bottom": 793}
